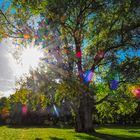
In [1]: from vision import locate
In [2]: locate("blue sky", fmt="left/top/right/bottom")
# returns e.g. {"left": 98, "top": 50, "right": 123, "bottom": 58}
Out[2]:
{"left": 0, "top": 0, "right": 16, "bottom": 14}
{"left": 117, "top": 48, "right": 140, "bottom": 62}
{"left": 0, "top": 0, "right": 10, "bottom": 11}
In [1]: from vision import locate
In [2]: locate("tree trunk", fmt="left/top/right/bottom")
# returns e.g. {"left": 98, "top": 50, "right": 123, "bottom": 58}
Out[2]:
{"left": 74, "top": 33, "right": 95, "bottom": 133}
{"left": 84, "top": 92, "right": 95, "bottom": 133}
{"left": 75, "top": 102, "right": 84, "bottom": 132}
{"left": 75, "top": 84, "right": 95, "bottom": 134}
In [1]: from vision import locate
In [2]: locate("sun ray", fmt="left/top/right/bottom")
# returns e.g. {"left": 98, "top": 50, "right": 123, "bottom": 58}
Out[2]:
{"left": 19, "top": 43, "right": 44, "bottom": 75}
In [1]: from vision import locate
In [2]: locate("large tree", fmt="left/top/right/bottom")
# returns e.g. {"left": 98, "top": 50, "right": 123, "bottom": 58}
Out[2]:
{"left": 1, "top": 0, "right": 140, "bottom": 133}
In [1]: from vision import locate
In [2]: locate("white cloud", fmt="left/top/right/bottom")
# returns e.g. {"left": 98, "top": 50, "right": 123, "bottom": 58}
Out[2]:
{"left": 0, "top": 39, "right": 16, "bottom": 97}
{"left": 0, "top": 38, "right": 45, "bottom": 97}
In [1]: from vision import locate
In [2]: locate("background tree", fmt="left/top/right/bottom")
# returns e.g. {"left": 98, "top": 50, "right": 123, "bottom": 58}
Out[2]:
{"left": 0, "top": 97, "right": 10, "bottom": 124}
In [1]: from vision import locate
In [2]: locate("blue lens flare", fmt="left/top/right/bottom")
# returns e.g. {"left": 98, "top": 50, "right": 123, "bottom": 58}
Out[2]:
{"left": 53, "top": 104, "right": 59, "bottom": 117}
{"left": 80, "top": 70, "right": 94, "bottom": 83}
{"left": 109, "top": 80, "right": 119, "bottom": 90}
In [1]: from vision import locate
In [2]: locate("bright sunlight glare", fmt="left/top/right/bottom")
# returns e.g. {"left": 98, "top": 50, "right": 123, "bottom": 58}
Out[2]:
{"left": 20, "top": 46, "right": 44, "bottom": 72}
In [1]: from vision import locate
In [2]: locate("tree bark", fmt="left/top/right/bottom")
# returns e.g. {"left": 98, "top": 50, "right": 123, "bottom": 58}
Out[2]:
{"left": 75, "top": 84, "right": 95, "bottom": 134}
{"left": 83, "top": 91, "right": 95, "bottom": 133}
{"left": 75, "top": 101, "right": 84, "bottom": 132}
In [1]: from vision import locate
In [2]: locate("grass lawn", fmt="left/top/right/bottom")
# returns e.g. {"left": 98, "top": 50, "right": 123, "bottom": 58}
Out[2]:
{"left": 0, "top": 125, "right": 140, "bottom": 140}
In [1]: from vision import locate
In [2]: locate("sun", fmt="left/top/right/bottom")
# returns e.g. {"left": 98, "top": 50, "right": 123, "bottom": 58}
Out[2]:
{"left": 20, "top": 46, "right": 44, "bottom": 72}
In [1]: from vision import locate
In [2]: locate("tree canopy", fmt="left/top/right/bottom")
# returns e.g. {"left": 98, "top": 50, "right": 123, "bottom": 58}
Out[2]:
{"left": 0, "top": 0, "right": 140, "bottom": 133}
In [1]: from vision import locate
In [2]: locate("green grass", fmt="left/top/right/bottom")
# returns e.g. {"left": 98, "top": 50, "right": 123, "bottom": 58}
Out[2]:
{"left": 0, "top": 125, "right": 140, "bottom": 140}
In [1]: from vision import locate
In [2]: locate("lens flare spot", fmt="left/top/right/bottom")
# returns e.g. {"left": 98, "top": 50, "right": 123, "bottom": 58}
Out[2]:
{"left": 24, "top": 34, "right": 30, "bottom": 39}
{"left": 76, "top": 51, "right": 82, "bottom": 58}
{"left": 80, "top": 70, "right": 94, "bottom": 83}
{"left": 22, "top": 105, "right": 27, "bottom": 114}
{"left": 131, "top": 86, "right": 140, "bottom": 99}
{"left": 53, "top": 104, "right": 59, "bottom": 117}
{"left": 109, "top": 80, "right": 119, "bottom": 90}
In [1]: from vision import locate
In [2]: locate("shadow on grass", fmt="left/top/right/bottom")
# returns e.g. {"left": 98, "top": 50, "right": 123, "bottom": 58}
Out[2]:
{"left": 7, "top": 125, "right": 47, "bottom": 129}
{"left": 95, "top": 132, "right": 140, "bottom": 140}
{"left": 95, "top": 125, "right": 140, "bottom": 130}
{"left": 75, "top": 132, "right": 139, "bottom": 140}
{"left": 7, "top": 125, "right": 72, "bottom": 129}
{"left": 35, "top": 138, "right": 42, "bottom": 140}
{"left": 49, "top": 137, "right": 64, "bottom": 140}
{"left": 129, "top": 130, "right": 140, "bottom": 134}
{"left": 75, "top": 132, "right": 140, "bottom": 140}
{"left": 0, "top": 124, "right": 5, "bottom": 127}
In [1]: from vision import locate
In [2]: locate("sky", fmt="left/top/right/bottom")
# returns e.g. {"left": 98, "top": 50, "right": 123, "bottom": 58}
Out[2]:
{"left": 0, "top": 0, "right": 10, "bottom": 11}
{"left": 0, "top": 39, "right": 16, "bottom": 97}
{"left": 0, "top": 38, "right": 44, "bottom": 97}
{"left": 0, "top": 0, "right": 15, "bottom": 97}
{"left": 0, "top": 0, "right": 44, "bottom": 97}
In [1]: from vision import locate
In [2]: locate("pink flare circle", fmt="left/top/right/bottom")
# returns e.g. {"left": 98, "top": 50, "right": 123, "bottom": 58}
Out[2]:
{"left": 22, "top": 105, "right": 27, "bottom": 114}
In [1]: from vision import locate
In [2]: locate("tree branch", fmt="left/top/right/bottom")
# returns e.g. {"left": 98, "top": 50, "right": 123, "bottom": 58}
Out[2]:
{"left": 0, "top": 9, "right": 23, "bottom": 34}
{"left": 90, "top": 16, "right": 140, "bottom": 71}
{"left": 95, "top": 94, "right": 110, "bottom": 105}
